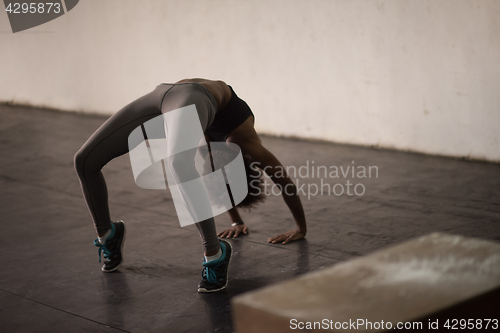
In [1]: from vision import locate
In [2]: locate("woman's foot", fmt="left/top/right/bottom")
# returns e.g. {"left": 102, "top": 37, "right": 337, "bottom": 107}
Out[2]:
{"left": 93, "top": 221, "right": 126, "bottom": 272}
{"left": 198, "top": 240, "right": 232, "bottom": 293}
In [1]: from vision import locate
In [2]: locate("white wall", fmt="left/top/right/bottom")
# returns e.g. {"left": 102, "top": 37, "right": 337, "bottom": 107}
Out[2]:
{"left": 1, "top": 0, "right": 499, "bottom": 162}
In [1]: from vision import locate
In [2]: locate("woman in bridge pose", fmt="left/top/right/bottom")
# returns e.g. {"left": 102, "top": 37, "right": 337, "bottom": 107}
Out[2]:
{"left": 74, "top": 78, "right": 307, "bottom": 292}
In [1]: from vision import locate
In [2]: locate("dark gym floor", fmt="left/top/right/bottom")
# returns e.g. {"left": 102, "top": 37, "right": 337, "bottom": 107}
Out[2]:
{"left": 1, "top": 105, "right": 499, "bottom": 333}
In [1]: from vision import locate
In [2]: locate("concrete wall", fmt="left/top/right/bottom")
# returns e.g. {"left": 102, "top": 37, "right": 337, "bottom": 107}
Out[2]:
{"left": 1, "top": 0, "right": 499, "bottom": 162}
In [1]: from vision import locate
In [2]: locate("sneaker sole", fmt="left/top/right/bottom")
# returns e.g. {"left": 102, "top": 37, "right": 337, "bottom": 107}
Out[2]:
{"left": 102, "top": 221, "right": 127, "bottom": 273}
{"left": 197, "top": 240, "right": 233, "bottom": 293}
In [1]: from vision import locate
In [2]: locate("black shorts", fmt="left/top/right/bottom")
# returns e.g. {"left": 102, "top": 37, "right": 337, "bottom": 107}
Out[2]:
{"left": 204, "top": 86, "right": 254, "bottom": 142}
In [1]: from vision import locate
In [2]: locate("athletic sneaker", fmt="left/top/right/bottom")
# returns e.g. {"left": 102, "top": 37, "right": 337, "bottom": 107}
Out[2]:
{"left": 93, "top": 221, "right": 126, "bottom": 272}
{"left": 198, "top": 240, "right": 232, "bottom": 293}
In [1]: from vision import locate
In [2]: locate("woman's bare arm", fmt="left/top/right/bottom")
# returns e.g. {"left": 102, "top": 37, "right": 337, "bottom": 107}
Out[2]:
{"left": 224, "top": 116, "right": 307, "bottom": 244}
{"left": 243, "top": 141, "right": 307, "bottom": 243}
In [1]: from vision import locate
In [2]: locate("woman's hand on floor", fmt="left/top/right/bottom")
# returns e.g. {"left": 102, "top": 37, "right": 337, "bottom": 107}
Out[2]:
{"left": 218, "top": 224, "right": 248, "bottom": 238}
{"left": 268, "top": 230, "right": 305, "bottom": 245}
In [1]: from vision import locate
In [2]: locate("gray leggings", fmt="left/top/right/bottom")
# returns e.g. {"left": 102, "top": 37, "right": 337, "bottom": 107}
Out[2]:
{"left": 74, "top": 83, "right": 220, "bottom": 254}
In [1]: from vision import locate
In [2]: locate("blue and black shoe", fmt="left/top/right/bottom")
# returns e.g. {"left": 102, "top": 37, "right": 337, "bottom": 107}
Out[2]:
{"left": 93, "top": 221, "right": 126, "bottom": 272}
{"left": 198, "top": 239, "right": 232, "bottom": 293}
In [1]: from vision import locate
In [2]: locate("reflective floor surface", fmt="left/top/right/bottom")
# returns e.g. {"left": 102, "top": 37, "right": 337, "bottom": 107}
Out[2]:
{"left": 1, "top": 105, "right": 499, "bottom": 332}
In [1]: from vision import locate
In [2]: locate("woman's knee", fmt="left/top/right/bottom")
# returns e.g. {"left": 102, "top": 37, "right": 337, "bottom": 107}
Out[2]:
{"left": 167, "top": 153, "right": 198, "bottom": 183}
{"left": 74, "top": 146, "right": 90, "bottom": 178}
